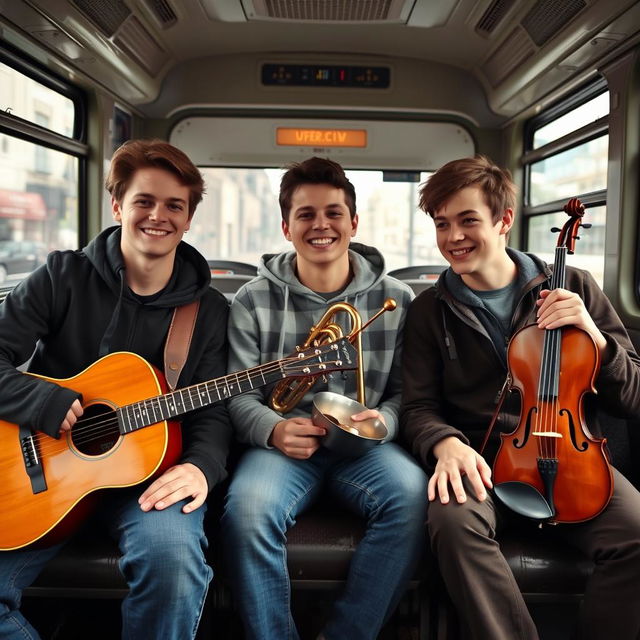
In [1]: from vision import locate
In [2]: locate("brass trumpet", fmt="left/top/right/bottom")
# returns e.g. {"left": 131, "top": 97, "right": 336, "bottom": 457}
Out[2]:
{"left": 269, "top": 299, "right": 397, "bottom": 413}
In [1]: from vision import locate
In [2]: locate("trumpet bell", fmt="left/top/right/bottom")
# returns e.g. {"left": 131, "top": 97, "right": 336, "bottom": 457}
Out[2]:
{"left": 268, "top": 299, "right": 396, "bottom": 414}
{"left": 312, "top": 391, "right": 387, "bottom": 458}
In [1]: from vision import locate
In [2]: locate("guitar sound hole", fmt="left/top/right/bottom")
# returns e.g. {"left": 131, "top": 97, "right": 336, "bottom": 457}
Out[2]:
{"left": 70, "top": 403, "right": 120, "bottom": 456}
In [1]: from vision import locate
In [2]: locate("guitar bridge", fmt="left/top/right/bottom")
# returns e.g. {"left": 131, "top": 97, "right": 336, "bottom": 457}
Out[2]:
{"left": 19, "top": 425, "right": 47, "bottom": 494}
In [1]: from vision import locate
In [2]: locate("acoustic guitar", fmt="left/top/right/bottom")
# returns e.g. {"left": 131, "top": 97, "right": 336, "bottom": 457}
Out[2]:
{"left": 0, "top": 338, "right": 356, "bottom": 550}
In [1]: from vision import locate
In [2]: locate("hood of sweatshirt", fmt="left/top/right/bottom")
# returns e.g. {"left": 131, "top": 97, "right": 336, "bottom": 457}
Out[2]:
{"left": 257, "top": 241, "right": 387, "bottom": 300}
{"left": 435, "top": 248, "right": 544, "bottom": 308}
{"left": 433, "top": 248, "right": 548, "bottom": 364}
{"left": 255, "top": 241, "right": 388, "bottom": 358}
{"left": 83, "top": 225, "right": 212, "bottom": 307}
{"left": 83, "top": 225, "right": 212, "bottom": 355}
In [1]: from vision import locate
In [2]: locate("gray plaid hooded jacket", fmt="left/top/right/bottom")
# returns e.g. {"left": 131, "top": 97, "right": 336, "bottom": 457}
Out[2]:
{"left": 227, "top": 242, "right": 414, "bottom": 447}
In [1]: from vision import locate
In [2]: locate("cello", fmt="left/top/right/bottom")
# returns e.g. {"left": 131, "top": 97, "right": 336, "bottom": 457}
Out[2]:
{"left": 492, "top": 198, "right": 613, "bottom": 523}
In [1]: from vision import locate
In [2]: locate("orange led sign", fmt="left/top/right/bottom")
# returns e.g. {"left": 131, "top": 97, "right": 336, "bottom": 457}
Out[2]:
{"left": 276, "top": 128, "right": 367, "bottom": 148}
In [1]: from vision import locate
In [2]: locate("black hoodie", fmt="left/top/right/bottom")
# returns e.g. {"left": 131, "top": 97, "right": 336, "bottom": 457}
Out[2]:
{"left": 0, "top": 226, "right": 231, "bottom": 491}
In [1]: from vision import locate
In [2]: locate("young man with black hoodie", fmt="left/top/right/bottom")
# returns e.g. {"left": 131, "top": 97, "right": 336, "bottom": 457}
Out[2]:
{"left": 401, "top": 154, "right": 640, "bottom": 640}
{"left": 0, "top": 139, "right": 231, "bottom": 639}
{"left": 221, "top": 157, "right": 428, "bottom": 640}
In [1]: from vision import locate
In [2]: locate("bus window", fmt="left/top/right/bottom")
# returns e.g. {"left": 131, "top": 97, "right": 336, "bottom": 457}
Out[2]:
{"left": 188, "top": 167, "right": 446, "bottom": 273}
{"left": 0, "top": 50, "right": 86, "bottom": 285}
{"left": 522, "top": 80, "right": 609, "bottom": 286}
{"left": 526, "top": 206, "right": 607, "bottom": 281}
{"left": 532, "top": 92, "right": 610, "bottom": 150}
{"left": 0, "top": 61, "right": 75, "bottom": 137}
{"left": 528, "top": 136, "right": 609, "bottom": 206}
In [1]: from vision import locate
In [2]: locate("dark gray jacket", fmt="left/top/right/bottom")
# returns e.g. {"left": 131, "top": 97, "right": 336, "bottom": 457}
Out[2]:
{"left": 401, "top": 250, "right": 640, "bottom": 470}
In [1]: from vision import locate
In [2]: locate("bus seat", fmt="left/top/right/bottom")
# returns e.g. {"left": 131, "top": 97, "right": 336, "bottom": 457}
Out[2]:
{"left": 23, "top": 533, "right": 128, "bottom": 600}
{"left": 286, "top": 506, "right": 365, "bottom": 586}
{"left": 208, "top": 260, "right": 258, "bottom": 276}
{"left": 208, "top": 260, "right": 257, "bottom": 300}
{"left": 23, "top": 502, "right": 427, "bottom": 638}
{"left": 0, "top": 286, "right": 13, "bottom": 304}
{"left": 430, "top": 412, "right": 640, "bottom": 639}
{"left": 388, "top": 265, "right": 446, "bottom": 295}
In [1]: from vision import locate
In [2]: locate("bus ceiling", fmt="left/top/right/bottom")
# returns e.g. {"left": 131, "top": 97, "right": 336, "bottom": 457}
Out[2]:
{"left": 1, "top": 0, "right": 639, "bottom": 121}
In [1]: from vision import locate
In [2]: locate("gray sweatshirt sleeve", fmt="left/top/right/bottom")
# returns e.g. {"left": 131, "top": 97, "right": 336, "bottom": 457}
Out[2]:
{"left": 372, "top": 286, "right": 412, "bottom": 441}
{"left": 227, "top": 295, "right": 283, "bottom": 447}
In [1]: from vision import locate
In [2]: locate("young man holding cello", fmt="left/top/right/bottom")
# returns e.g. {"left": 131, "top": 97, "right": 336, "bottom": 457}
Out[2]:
{"left": 401, "top": 154, "right": 640, "bottom": 640}
{"left": 0, "top": 139, "right": 231, "bottom": 639}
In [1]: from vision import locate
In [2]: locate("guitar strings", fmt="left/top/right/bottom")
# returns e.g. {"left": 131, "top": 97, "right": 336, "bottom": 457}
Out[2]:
{"left": 27, "top": 356, "right": 331, "bottom": 454}
{"left": 20, "top": 355, "right": 350, "bottom": 457}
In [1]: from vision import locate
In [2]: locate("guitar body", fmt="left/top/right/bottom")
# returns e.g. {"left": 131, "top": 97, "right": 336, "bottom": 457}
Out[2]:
{"left": 0, "top": 352, "right": 181, "bottom": 550}
{"left": 0, "top": 334, "right": 359, "bottom": 550}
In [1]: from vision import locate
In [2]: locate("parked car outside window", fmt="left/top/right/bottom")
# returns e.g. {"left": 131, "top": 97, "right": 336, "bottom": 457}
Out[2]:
{"left": 0, "top": 240, "right": 47, "bottom": 284}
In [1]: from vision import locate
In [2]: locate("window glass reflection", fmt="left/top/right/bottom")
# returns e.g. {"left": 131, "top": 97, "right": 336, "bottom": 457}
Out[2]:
{"left": 529, "top": 136, "right": 608, "bottom": 206}
{"left": 526, "top": 207, "right": 606, "bottom": 287}
{"left": 192, "top": 168, "right": 446, "bottom": 273}
{"left": 0, "top": 135, "right": 78, "bottom": 284}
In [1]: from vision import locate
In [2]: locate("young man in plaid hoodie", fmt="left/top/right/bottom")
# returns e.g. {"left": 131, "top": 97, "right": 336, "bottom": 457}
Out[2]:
{"left": 221, "top": 156, "right": 428, "bottom": 640}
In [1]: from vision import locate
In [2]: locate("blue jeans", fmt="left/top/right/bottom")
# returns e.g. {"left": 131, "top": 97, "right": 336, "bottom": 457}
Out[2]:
{"left": 0, "top": 487, "right": 212, "bottom": 640}
{"left": 221, "top": 443, "right": 428, "bottom": 640}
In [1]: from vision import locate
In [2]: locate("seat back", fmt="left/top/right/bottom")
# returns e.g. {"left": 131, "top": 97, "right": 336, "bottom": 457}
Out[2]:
{"left": 388, "top": 265, "right": 446, "bottom": 295}
{"left": 208, "top": 260, "right": 258, "bottom": 300}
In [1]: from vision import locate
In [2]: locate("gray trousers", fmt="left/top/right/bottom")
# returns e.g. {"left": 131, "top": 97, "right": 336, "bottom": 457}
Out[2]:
{"left": 428, "top": 468, "right": 640, "bottom": 640}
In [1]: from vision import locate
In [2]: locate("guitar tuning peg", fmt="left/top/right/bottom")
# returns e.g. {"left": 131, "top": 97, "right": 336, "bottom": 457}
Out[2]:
{"left": 581, "top": 223, "right": 592, "bottom": 229}
{"left": 321, "top": 375, "right": 328, "bottom": 384}
{"left": 550, "top": 227, "right": 562, "bottom": 233}
{"left": 574, "top": 235, "right": 581, "bottom": 241}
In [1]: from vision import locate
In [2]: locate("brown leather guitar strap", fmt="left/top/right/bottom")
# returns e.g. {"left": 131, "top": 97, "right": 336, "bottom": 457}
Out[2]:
{"left": 163, "top": 299, "right": 200, "bottom": 391}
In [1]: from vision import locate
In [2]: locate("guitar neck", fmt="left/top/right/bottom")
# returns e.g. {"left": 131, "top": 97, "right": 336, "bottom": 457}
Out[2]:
{"left": 117, "top": 363, "right": 285, "bottom": 434}
{"left": 116, "top": 337, "right": 356, "bottom": 434}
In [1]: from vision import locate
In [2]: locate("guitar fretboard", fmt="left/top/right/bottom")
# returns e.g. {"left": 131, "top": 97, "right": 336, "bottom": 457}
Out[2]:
{"left": 116, "top": 338, "right": 355, "bottom": 433}
{"left": 118, "top": 364, "right": 282, "bottom": 433}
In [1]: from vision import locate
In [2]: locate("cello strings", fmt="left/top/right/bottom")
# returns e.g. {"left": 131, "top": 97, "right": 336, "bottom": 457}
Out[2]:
{"left": 537, "top": 245, "right": 565, "bottom": 461}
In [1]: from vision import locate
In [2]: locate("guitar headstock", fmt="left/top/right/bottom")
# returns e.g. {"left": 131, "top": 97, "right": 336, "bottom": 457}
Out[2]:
{"left": 282, "top": 337, "right": 358, "bottom": 377}
{"left": 553, "top": 197, "right": 589, "bottom": 254}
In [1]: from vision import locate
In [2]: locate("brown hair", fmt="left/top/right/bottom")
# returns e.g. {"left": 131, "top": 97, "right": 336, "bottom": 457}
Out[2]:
{"left": 278, "top": 156, "right": 356, "bottom": 222}
{"left": 105, "top": 139, "right": 205, "bottom": 217}
{"left": 418, "top": 154, "right": 516, "bottom": 222}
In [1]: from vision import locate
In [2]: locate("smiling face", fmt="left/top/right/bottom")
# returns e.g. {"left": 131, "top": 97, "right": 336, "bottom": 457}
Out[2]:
{"left": 282, "top": 183, "right": 358, "bottom": 273}
{"left": 112, "top": 166, "right": 191, "bottom": 265}
{"left": 433, "top": 185, "right": 515, "bottom": 290}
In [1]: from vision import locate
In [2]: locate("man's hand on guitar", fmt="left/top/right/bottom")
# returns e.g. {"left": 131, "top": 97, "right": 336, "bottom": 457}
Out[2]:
{"left": 59, "top": 399, "right": 83, "bottom": 435}
{"left": 138, "top": 462, "right": 208, "bottom": 514}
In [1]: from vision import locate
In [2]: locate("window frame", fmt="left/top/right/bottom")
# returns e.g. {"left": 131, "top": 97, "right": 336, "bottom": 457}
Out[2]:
{"left": 520, "top": 78, "right": 609, "bottom": 268}
{"left": 0, "top": 40, "right": 90, "bottom": 247}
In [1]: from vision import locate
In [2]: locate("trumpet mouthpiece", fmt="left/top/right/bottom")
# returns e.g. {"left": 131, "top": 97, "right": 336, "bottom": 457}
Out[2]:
{"left": 383, "top": 298, "right": 397, "bottom": 311}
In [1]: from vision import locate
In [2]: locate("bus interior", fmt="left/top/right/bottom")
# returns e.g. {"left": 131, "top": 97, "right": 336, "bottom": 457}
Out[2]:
{"left": 2, "top": 0, "right": 640, "bottom": 637}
